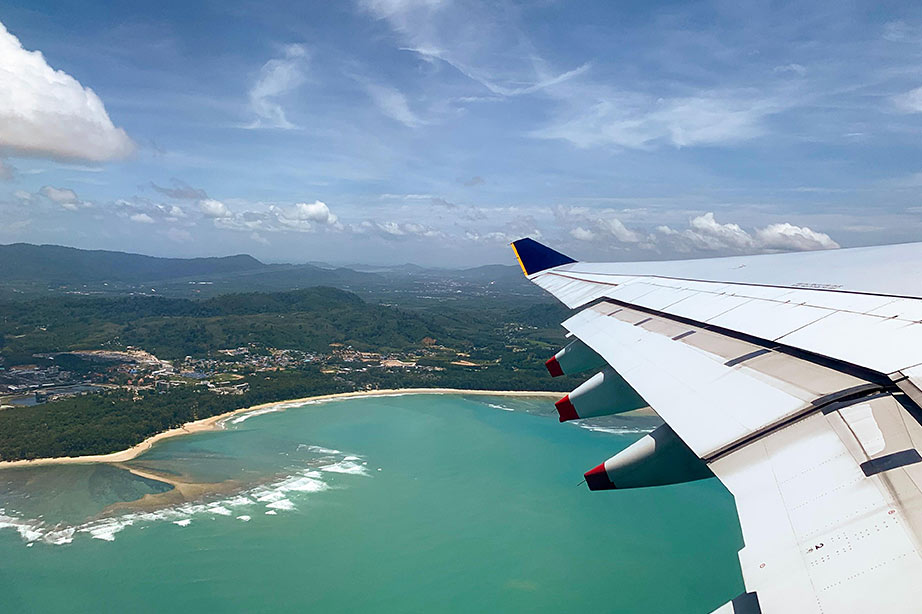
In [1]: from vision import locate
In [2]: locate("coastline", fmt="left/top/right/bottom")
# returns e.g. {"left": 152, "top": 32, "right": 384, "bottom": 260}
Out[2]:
{"left": 0, "top": 388, "right": 562, "bottom": 469}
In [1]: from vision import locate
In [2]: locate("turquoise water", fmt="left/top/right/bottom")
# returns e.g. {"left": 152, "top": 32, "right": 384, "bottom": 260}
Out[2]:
{"left": 0, "top": 394, "right": 743, "bottom": 613}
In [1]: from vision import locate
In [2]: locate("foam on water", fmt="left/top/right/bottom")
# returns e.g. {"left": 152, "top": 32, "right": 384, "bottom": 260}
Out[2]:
{"left": 486, "top": 403, "right": 515, "bottom": 412}
{"left": 227, "top": 405, "right": 286, "bottom": 425}
{"left": 301, "top": 445, "right": 342, "bottom": 455}
{"left": 0, "top": 445, "right": 368, "bottom": 547}
{"left": 320, "top": 460, "right": 369, "bottom": 475}
{"left": 266, "top": 499, "right": 295, "bottom": 511}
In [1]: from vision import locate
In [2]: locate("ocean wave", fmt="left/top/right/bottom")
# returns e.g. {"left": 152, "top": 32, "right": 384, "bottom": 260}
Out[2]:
{"left": 486, "top": 403, "right": 515, "bottom": 412}
{"left": 0, "top": 445, "right": 369, "bottom": 547}
{"left": 227, "top": 405, "right": 286, "bottom": 425}
{"left": 319, "top": 460, "right": 369, "bottom": 476}
{"left": 300, "top": 445, "right": 342, "bottom": 455}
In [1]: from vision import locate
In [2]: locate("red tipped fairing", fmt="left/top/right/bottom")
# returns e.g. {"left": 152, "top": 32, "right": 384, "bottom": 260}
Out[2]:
{"left": 554, "top": 395, "right": 578, "bottom": 422}
{"left": 583, "top": 463, "right": 614, "bottom": 491}
{"left": 544, "top": 339, "right": 604, "bottom": 377}
{"left": 545, "top": 356, "right": 564, "bottom": 377}
{"left": 553, "top": 366, "right": 646, "bottom": 422}
{"left": 583, "top": 425, "right": 712, "bottom": 491}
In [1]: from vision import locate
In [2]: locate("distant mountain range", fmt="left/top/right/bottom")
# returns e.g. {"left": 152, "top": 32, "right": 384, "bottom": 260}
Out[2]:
{"left": 0, "top": 243, "right": 537, "bottom": 300}
{"left": 0, "top": 243, "right": 267, "bottom": 284}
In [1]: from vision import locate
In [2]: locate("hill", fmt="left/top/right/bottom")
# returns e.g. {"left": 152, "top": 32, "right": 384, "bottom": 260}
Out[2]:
{"left": 0, "top": 243, "right": 267, "bottom": 284}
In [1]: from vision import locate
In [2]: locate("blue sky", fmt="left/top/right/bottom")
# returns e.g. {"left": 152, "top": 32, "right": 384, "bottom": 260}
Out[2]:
{"left": 1, "top": 0, "right": 921, "bottom": 266}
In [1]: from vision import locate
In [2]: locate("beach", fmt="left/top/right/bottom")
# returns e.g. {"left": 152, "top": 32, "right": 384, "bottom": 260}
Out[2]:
{"left": 0, "top": 388, "right": 563, "bottom": 469}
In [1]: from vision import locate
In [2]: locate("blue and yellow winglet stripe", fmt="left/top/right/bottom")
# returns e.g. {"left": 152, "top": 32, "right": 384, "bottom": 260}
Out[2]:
{"left": 510, "top": 238, "right": 577, "bottom": 276}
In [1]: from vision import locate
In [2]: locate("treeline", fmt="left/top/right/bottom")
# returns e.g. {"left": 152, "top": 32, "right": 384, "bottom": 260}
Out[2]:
{"left": 0, "top": 365, "right": 581, "bottom": 461}
{"left": 0, "top": 287, "right": 464, "bottom": 361}
{"left": 0, "top": 369, "right": 349, "bottom": 461}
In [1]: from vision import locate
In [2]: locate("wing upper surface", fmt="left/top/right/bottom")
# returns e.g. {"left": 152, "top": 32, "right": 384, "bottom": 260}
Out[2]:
{"left": 512, "top": 239, "right": 922, "bottom": 613}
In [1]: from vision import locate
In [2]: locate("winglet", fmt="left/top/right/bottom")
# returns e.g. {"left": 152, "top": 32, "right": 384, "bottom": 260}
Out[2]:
{"left": 510, "top": 238, "right": 576, "bottom": 276}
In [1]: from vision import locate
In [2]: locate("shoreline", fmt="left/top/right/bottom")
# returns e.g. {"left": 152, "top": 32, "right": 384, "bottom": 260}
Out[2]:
{"left": 0, "top": 388, "right": 561, "bottom": 469}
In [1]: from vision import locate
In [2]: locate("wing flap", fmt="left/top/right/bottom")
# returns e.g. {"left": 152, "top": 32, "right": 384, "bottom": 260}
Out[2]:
{"left": 713, "top": 395, "right": 922, "bottom": 613}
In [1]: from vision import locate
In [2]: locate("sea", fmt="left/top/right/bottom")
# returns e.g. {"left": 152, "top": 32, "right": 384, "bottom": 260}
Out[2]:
{"left": 0, "top": 394, "right": 744, "bottom": 613}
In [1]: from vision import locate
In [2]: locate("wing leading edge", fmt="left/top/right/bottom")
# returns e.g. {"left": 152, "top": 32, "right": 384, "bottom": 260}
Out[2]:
{"left": 510, "top": 238, "right": 922, "bottom": 614}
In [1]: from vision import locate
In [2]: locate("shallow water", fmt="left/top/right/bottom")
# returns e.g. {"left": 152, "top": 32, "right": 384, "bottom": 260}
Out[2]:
{"left": 0, "top": 394, "right": 744, "bottom": 613}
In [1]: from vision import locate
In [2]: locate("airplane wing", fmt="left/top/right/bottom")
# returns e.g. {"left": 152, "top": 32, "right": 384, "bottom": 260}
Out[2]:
{"left": 510, "top": 237, "right": 922, "bottom": 614}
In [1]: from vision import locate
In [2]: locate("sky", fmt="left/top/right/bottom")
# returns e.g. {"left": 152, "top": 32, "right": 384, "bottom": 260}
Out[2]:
{"left": 0, "top": 0, "right": 921, "bottom": 267}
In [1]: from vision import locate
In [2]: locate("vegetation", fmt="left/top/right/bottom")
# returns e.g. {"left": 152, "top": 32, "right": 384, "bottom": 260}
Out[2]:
{"left": 0, "top": 369, "right": 346, "bottom": 460}
{"left": 0, "top": 283, "right": 582, "bottom": 461}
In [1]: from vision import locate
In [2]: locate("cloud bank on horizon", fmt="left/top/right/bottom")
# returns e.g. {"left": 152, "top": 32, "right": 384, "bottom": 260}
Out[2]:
{"left": 0, "top": 1, "right": 920, "bottom": 266}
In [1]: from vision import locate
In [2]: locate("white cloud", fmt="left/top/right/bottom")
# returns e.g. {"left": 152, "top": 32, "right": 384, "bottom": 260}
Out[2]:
{"left": 536, "top": 91, "right": 779, "bottom": 149}
{"left": 247, "top": 44, "right": 308, "bottom": 129}
{"left": 251, "top": 232, "right": 270, "bottom": 245}
{"left": 685, "top": 212, "right": 755, "bottom": 250}
{"left": 559, "top": 207, "right": 642, "bottom": 243}
{"left": 212, "top": 200, "right": 341, "bottom": 233}
{"left": 0, "top": 21, "right": 134, "bottom": 161}
{"left": 287, "top": 200, "right": 338, "bottom": 224}
{"left": 658, "top": 212, "right": 839, "bottom": 253}
{"left": 360, "top": 0, "right": 587, "bottom": 99}
{"left": 39, "top": 185, "right": 82, "bottom": 210}
{"left": 894, "top": 86, "right": 922, "bottom": 113}
{"left": 356, "top": 219, "right": 441, "bottom": 239}
{"left": 598, "top": 217, "right": 642, "bottom": 243}
{"left": 569, "top": 226, "right": 596, "bottom": 241}
{"left": 199, "top": 198, "right": 231, "bottom": 218}
{"left": 129, "top": 212, "right": 154, "bottom": 224}
{"left": 754, "top": 222, "right": 839, "bottom": 250}
{"left": 365, "top": 83, "right": 424, "bottom": 127}
{"left": 773, "top": 63, "right": 807, "bottom": 76}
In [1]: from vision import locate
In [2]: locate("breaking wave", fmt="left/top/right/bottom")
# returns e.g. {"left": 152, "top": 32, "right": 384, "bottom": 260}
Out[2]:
{"left": 0, "top": 447, "right": 370, "bottom": 547}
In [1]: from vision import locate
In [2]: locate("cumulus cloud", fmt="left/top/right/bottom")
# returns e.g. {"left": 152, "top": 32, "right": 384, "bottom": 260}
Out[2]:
{"left": 754, "top": 222, "right": 840, "bottom": 251}
{"left": 212, "top": 200, "right": 341, "bottom": 233}
{"left": 894, "top": 86, "right": 922, "bottom": 113}
{"left": 285, "top": 201, "right": 338, "bottom": 224}
{"left": 355, "top": 220, "right": 441, "bottom": 239}
{"left": 199, "top": 198, "right": 231, "bottom": 218}
{"left": 150, "top": 179, "right": 208, "bottom": 200}
{"left": 0, "top": 21, "right": 134, "bottom": 161}
{"left": 130, "top": 212, "right": 154, "bottom": 224}
{"left": 658, "top": 212, "right": 839, "bottom": 253}
{"left": 560, "top": 207, "right": 643, "bottom": 243}
{"left": 39, "top": 185, "right": 82, "bottom": 210}
{"left": 570, "top": 226, "right": 596, "bottom": 241}
{"left": 684, "top": 212, "right": 755, "bottom": 250}
{"left": 247, "top": 44, "right": 308, "bottom": 129}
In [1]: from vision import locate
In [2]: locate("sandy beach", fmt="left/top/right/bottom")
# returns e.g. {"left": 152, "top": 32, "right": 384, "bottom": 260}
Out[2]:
{"left": 0, "top": 388, "right": 562, "bottom": 469}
